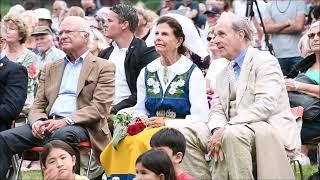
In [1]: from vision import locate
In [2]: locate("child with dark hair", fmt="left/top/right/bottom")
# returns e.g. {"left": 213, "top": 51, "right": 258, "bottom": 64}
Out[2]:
{"left": 135, "top": 149, "right": 176, "bottom": 180}
{"left": 40, "top": 140, "right": 88, "bottom": 180}
{"left": 150, "top": 128, "right": 194, "bottom": 180}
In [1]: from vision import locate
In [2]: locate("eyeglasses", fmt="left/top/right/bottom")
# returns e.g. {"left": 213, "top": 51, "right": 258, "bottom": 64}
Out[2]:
{"left": 207, "top": 36, "right": 215, "bottom": 41}
{"left": 308, "top": 31, "right": 320, "bottom": 39}
{"left": 58, "top": 30, "right": 86, "bottom": 36}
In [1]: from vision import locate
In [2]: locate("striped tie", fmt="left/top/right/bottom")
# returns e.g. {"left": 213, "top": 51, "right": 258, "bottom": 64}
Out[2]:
{"left": 163, "top": 66, "right": 169, "bottom": 85}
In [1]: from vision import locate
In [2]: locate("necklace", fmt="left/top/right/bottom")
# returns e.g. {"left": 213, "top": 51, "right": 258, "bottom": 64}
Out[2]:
{"left": 276, "top": 0, "right": 291, "bottom": 13}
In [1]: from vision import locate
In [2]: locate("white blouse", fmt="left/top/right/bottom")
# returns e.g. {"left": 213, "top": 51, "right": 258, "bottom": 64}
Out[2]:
{"left": 134, "top": 55, "right": 209, "bottom": 126}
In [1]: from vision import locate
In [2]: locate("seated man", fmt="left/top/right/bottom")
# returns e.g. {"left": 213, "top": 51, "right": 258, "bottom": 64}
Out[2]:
{"left": 0, "top": 42, "right": 28, "bottom": 132}
{"left": 99, "top": 4, "right": 159, "bottom": 115}
{"left": 0, "top": 16, "right": 115, "bottom": 179}
{"left": 180, "top": 12, "right": 298, "bottom": 179}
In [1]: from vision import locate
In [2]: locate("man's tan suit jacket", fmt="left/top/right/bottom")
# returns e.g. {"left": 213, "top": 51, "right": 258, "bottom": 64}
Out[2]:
{"left": 28, "top": 53, "right": 115, "bottom": 155}
{"left": 207, "top": 46, "right": 298, "bottom": 151}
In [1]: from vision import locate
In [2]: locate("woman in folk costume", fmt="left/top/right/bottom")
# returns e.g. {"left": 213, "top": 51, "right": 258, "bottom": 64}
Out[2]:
{"left": 100, "top": 14, "right": 209, "bottom": 179}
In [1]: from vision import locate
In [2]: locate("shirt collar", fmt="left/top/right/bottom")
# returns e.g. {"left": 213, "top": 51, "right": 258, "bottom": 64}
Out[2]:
{"left": 147, "top": 55, "right": 193, "bottom": 75}
{"left": 111, "top": 41, "right": 128, "bottom": 52}
{"left": 0, "top": 52, "right": 4, "bottom": 60}
{"left": 234, "top": 48, "right": 248, "bottom": 68}
{"left": 64, "top": 50, "right": 89, "bottom": 64}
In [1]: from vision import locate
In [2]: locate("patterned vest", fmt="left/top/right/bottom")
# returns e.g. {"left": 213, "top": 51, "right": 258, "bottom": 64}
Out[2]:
{"left": 144, "top": 64, "right": 196, "bottom": 119}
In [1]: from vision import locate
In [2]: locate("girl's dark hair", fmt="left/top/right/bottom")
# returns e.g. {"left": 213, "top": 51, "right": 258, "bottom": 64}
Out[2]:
{"left": 156, "top": 16, "right": 187, "bottom": 55}
{"left": 40, "top": 140, "right": 78, "bottom": 172}
{"left": 136, "top": 149, "right": 177, "bottom": 180}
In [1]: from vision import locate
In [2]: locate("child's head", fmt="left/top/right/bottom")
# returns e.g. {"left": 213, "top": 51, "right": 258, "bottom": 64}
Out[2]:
{"left": 40, "top": 140, "right": 78, "bottom": 179}
{"left": 135, "top": 149, "right": 176, "bottom": 180}
{"left": 150, "top": 128, "right": 186, "bottom": 164}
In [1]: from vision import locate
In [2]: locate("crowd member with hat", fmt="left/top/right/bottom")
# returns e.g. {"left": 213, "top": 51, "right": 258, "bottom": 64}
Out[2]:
{"left": 204, "top": 5, "right": 221, "bottom": 28}
{"left": 31, "top": 26, "right": 65, "bottom": 70}
{"left": 34, "top": 8, "right": 53, "bottom": 28}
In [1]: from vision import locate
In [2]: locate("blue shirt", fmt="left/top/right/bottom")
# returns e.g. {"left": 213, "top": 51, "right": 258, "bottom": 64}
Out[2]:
{"left": 233, "top": 48, "right": 248, "bottom": 79}
{"left": 49, "top": 51, "right": 89, "bottom": 117}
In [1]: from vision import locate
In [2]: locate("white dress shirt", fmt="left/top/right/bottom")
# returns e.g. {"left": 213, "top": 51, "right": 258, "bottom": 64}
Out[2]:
{"left": 109, "top": 42, "right": 131, "bottom": 105}
{"left": 134, "top": 55, "right": 209, "bottom": 127}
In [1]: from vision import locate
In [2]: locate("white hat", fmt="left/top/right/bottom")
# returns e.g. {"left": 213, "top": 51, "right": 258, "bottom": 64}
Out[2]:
{"left": 34, "top": 8, "right": 52, "bottom": 21}
{"left": 146, "top": 13, "right": 209, "bottom": 59}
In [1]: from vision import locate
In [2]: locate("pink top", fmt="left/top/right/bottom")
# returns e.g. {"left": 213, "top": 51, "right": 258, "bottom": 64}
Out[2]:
{"left": 177, "top": 172, "right": 195, "bottom": 180}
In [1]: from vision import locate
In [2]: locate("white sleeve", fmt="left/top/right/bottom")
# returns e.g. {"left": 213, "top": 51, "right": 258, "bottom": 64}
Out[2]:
{"left": 133, "top": 68, "right": 149, "bottom": 117}
{"left": 165, "top": 67, "right": 209, "bottom": 127}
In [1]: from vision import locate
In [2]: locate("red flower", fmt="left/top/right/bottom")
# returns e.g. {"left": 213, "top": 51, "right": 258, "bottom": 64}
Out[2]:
{"left": 28, "top": 64, "right": 37, "bottom": 78}
{"left": 136, "top": 122, "right": 146, "bottom": 129}
{"left": 127, "top": 124, "right": 141, "bottom": 136}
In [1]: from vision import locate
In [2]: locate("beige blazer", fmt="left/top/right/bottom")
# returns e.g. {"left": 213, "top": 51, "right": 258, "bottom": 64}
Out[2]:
{"left": 207, "top": 46, "right": 298, "bottom": 151}
{"left": 28, "top": 53, "right": 115, "bottom": 155}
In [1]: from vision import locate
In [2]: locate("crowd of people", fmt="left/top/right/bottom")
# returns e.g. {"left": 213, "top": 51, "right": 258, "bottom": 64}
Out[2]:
{"left": 0, "top": 0, "right": 319, "bottom": 179}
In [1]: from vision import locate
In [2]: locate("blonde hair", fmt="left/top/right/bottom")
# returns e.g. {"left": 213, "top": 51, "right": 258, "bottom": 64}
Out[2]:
{"left": 88, "top": 28, "right": 107, "bottom": 53}
{"left": 68, "top": 6, "right": 85, "bottom": 18}
{"left": 3, "top": 15, "right": 29, "bottom": 44}
{"left": 298, "top": 33, "right": 312, "bottom": 58}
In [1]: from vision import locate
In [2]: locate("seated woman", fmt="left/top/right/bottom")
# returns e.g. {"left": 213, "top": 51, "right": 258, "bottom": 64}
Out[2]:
{"left": 100, "top": 16, "right": 209, "bottom": 179}
{"left": 40, "top": 140, "right": 88, "bottom": 180}
{"left": 286, "top": 20, "right": 320, "bottom": 144}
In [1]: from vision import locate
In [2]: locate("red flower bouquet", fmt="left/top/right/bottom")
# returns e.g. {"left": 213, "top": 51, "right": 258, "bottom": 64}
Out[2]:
{"left": 111, "top": 114, "right": 147, "bottom": 149}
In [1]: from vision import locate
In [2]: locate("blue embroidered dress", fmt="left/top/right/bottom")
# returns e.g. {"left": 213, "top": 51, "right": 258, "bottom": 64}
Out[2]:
{"left": 100, "top": 56, "right": 209, "bottom": 180}
{"left": 144, "top": 64, "right": 196, "bottom": 119}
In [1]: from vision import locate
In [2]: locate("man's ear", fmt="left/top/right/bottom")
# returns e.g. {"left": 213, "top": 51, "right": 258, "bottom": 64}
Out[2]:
{"left": 121, "top": 21, "right": 129, "bottom": 31}
{"left": 238, "top": 30, "right": 246, "bottom": 41}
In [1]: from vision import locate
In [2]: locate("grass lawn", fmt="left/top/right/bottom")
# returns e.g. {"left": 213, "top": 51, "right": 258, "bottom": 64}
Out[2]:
{"left": 21, "top": 165, "right": 318, "bottom": 180}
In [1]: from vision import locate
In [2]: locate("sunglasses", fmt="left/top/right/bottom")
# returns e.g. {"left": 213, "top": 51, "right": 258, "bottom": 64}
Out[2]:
{"left": 308, "top": 31, "right": 320, "bottom": 39}
{"left": 207, "top": 36, "right": 215, "bottom": 41}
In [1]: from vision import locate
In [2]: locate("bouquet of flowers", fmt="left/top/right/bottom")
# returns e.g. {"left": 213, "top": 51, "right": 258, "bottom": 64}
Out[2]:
{"left": 111, "top": 113, "right": 147, "bottom": 149}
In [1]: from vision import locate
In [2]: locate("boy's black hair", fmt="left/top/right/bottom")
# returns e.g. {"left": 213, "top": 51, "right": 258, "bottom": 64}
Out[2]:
{"left": 150, "top": 128, "right": 186, "bottom": 158}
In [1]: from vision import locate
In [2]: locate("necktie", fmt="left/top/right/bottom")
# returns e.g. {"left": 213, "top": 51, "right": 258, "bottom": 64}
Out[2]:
{"left": 228, "top": 60, "right": 236, "bottom": 88}
{"left": 163, "top": 66, "right": 169, "bottom": 85}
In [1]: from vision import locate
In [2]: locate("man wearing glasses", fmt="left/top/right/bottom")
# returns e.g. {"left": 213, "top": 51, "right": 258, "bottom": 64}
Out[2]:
{"left": 0, "top": 16, "right": 115, "bottom": 179}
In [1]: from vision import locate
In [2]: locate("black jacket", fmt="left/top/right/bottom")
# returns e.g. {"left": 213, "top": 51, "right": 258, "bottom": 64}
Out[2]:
{"left": 287, "top": 54, "right": 316, "bottom": 78}
{"left": 0, "top": 56, "right": 28, "bottom": 131}
{"left": 98, "top": 37, "right": 159, "bottom": 113}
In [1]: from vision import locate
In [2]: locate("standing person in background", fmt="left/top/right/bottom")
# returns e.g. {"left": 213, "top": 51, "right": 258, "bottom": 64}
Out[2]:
{"left": 3, "top": 15, "right": 38, "bottom": 114}
{"left": 263, "top": 0, "right": 307, "bottom": 76}
{"left": 31, "top": 26, "right": 65, "bottom": 71}
{"left": 99, "top": 4, "right": 159, "bottom": 115}
{"left": 81, "top": 0, "right": 97, "bottom": 16}
{"left": 173, "top": 0, "right": 206, "bottom": 28}
{"left": 51, "top": 0, "right": 68, "bottom": 33}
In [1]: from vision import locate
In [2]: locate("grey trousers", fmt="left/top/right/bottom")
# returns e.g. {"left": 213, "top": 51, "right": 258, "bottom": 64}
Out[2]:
{"left": 0, "top": 124, "right": 89, "bottom": 179}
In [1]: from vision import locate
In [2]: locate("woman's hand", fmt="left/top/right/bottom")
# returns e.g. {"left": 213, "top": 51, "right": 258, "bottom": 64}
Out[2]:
{"left": 147, "top": 117, "right": 165, "bottom": 128}
{"left": 44, "top": 166, "right": 59, "bottom": 180}
{"left": 285, "top": 79, "right": 300, "bottom": 91}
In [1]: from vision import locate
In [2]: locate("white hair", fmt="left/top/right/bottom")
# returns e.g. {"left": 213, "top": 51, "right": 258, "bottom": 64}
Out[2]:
{"left": 6, "top": 4, "right": 25, "bottom": 17}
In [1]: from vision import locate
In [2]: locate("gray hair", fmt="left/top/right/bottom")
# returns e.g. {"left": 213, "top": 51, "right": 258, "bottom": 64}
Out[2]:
{"left": 111, "top": 4, "right": 138, "bottom": 33}
{"left": 231, "top": 17, "right": 254, "bottom": 43}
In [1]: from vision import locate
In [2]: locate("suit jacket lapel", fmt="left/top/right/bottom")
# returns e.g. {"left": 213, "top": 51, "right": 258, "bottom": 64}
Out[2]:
{"left": 216, "top": 68, "right": 231, "bottom": 118}
{"left": 236, "top": 47, "right": 255, "bottom": 107}
{"left": 50, "top": 60, "right": 66, "bottom": 102}
{"left": 77, "top": 53, "right": 95, "bottom": 96}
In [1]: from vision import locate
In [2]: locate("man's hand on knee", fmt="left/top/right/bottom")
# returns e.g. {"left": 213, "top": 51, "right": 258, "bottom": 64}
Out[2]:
{"left": 208, "top": 128, "right": 225, "bottom": 161}
{"left": 44, "top": 120, "right": 67, "bottom": 134}
{"left": 32, "top": 121, "right": 50, "bottom": 139}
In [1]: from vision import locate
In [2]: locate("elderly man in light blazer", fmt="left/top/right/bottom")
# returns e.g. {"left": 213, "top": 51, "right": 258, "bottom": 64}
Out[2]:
{"left": 0, "top": 16, "right": 115, "bottom": 179}
{"left": 180, "top": 12, "right": 298, "bottom": 180}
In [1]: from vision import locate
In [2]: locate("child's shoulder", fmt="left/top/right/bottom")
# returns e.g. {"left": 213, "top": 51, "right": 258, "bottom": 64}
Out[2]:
{"left": 176, "top": 171, "right": 195, "bottom": 180}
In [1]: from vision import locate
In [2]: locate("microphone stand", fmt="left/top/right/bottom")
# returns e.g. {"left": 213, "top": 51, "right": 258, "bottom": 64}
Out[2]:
{"left": 246, "top": 0, "right": 275, "bottom": 55}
